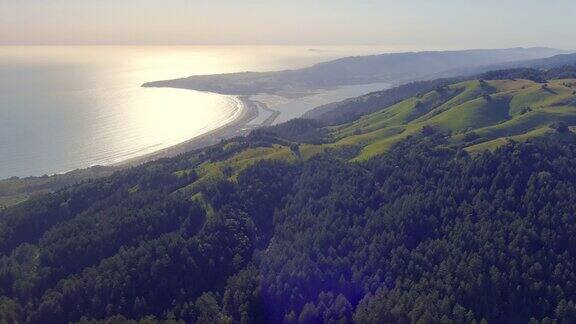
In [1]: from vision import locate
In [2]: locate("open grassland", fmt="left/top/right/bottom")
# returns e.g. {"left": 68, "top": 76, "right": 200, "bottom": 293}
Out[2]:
{"left": 327, "top": 79, "right": 576, "bottom": 160}
{"left": 464, "top": 126, "right": 555, "bottom": 153}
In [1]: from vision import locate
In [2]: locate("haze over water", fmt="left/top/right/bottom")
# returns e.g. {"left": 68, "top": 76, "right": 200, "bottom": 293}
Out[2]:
{"left": 0, "top": 45, "right": 399, "bottom": 179}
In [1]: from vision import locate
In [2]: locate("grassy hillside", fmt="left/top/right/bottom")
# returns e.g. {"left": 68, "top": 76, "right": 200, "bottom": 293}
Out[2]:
{"left": 324, "top": 78, "right": 576, "bottom": 160}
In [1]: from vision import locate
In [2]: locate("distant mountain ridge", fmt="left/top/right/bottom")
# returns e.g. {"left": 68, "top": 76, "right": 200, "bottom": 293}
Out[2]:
{"left": 434, "top": 52, "right": 576, "bottom": 79}
{"left": 143, "top": 47, "right": 568, "bottom": 95}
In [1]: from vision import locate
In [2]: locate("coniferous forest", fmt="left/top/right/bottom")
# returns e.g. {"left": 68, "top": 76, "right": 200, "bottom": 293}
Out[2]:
{"left": 2, "top": 129, "right": 576, "bottom": 323}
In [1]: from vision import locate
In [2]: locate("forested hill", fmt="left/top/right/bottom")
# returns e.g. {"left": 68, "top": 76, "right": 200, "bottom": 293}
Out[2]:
{"left": 3, "top": 69, "right": 576, "bottom": 323}
{"left": 440, "top": 52, "right": 576, "bottom": 79}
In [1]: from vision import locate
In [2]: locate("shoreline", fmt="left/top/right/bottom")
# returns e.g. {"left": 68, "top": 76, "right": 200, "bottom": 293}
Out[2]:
{"left": 1, "top": 95, "right": 271, "bottom": 182}
{"left": 115, "top": 95, "right": 261, "bottom": 167}
{"left": 0, "top": 95, "right": 271, "bottom": 209}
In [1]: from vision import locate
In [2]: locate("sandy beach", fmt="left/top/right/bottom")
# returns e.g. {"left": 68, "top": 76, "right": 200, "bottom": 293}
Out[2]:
{"left": 0, "top": 95, "right": 274, "bottom": 208}
{"left": 116, "top": 96, "right": 262, "bottom": 167}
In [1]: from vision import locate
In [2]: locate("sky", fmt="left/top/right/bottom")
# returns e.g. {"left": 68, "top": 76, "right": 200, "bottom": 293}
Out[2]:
{"left": 1, "top": 0, "right": 575, "bottom": 49}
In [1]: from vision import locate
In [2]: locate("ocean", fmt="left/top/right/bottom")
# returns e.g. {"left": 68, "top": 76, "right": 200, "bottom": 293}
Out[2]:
{"left": 0, "top": 45, "right": 396, "bottom": 179}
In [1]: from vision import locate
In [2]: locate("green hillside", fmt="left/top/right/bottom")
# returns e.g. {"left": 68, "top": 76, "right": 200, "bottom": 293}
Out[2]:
{"left": 325, "top": 78, "right": 576, "bottom": 160}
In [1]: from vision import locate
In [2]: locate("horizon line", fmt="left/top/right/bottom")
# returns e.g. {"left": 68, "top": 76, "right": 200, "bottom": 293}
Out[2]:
{"left": 0, "top": 44, "right": 571, "bottom": 52}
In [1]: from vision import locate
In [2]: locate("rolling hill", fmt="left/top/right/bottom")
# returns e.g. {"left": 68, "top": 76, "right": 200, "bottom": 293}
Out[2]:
{"left": 323, "top": 78, "right": 576, "bottom": 160}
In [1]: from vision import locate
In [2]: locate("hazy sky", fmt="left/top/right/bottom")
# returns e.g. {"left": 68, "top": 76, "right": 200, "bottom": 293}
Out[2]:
{"left": 1, "top": 0, "right": 575, "bottom": 49}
